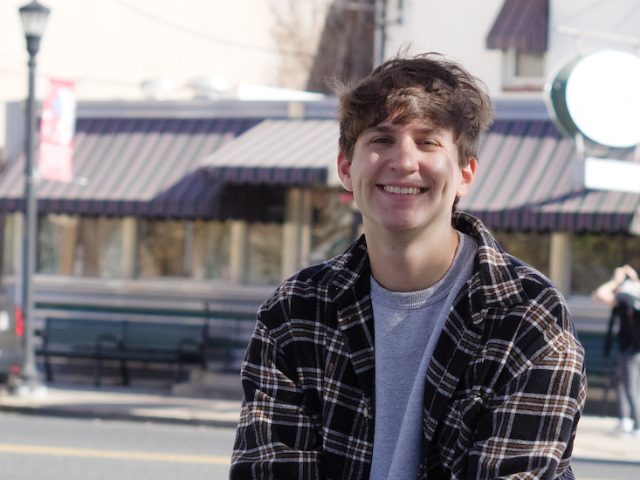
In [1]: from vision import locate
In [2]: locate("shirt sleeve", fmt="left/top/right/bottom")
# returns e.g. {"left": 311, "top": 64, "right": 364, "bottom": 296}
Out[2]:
{"left": 230, "top": 316, "right": 324, "bottom": 480}
{"left": 465, "top": 326, "right": 587, "bottom": 480}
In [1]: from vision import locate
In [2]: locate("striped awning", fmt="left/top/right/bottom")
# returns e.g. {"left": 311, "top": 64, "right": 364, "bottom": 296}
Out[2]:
{"left": 3, "top": 104, "right": 639, "bottom": 232}
{"left": 486, "top": 0, "right": 549, "bottom": 52}
{"left": 200, "top": 119, "right": 340, "bottom": 186}
{"left": 460, "top": 119, "right": 640, "bottom": 233}
{"left": 0, "top": 117, "right": 260, "bottom": 218}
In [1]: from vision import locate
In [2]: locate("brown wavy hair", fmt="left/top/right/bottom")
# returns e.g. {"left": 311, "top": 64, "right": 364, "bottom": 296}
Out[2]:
{"left": 336, "top": 52, "right": 494, "bottom": 166}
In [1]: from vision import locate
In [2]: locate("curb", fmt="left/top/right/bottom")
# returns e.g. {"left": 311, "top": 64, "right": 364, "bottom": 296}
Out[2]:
{"left": 572, "top": 456, "right": 640, "bottom": 466}
{"left": 0, "top": 403, "right": 239, "bottom": 429}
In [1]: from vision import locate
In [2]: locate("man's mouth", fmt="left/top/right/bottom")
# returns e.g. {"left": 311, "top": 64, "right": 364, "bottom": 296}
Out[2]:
{"left": 381, "top": 185, "right": 424, "bottom": 195}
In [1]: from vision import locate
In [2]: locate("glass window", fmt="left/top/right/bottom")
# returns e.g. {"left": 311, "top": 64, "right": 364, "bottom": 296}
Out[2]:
{"left": 246, "top": 223, "right": 282, "bottom": 285}
{"left": 137, "top": 219, "right": 187, "bottom": 278}
{"left": 309, "top": 189, "right": 357, "bottom": 264}
{"left": 195, "top": 220, "right": 232, "bottom": 281}
{"left": 38, "top": 214, "right": 79, "bottom": 275}
{"left": 492, "top": 231, "right": 551, "bottom": 277}
{"left": 37, "top": 215, "right": 125, "bottom": 277}
{"left": 515, "top": 51, "right": 544, "bottom": 78}
{"left": 571, "top": 234, "right": 640, "bottom": 295}
{"left": 502, "top": 48, "right": 545, "bottom": 91}
{"left": 2, "top": 214, "right": 18, "bottom": 276}
{"left": 77, "top": 217, "right": 124, "bottom": 277}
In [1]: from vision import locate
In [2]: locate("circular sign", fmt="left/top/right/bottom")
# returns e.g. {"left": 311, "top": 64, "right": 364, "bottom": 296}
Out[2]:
{"left": 546, "top": 50, "right": 640, "bottom": 148}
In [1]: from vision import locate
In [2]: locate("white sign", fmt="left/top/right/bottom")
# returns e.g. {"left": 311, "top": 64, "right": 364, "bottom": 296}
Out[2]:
{"left": 584, "top": 157, "right": 640, "bottom": 193}
{"left": 565, "top": 51, "right": 640, "bottom": 148}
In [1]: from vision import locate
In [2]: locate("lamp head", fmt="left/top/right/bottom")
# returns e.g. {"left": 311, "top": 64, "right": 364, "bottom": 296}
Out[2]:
{"left": 19, "top": 1, "right": 50, "bottom": 57}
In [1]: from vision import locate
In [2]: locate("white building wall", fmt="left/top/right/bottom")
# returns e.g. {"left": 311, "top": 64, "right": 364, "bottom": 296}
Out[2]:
{"left": 1, "top": 0, "right": 330, "bottom": 155}
{"left": 548, "top": 0, "right": 640, "bottom": 77}
{"left": 383, "top": 0, "right": 640, "bottom": 98}
{"left": 4, "top": 0, "right": 639, "bottom": 155}
{"left": 383, "top": 0, "right": 504, "bottom": 95}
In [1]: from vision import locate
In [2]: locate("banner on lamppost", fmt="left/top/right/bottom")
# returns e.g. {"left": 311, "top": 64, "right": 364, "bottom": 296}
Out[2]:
{"left": 38, "top": 78, "right": 76, "bottom": 182}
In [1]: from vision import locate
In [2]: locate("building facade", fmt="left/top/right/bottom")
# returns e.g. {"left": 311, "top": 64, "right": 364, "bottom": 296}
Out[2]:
{"left": 2, "top": 1, "right": 640, "bottom": 376}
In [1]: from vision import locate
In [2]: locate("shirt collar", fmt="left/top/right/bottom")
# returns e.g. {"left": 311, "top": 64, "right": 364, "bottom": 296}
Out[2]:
{"left": 327, "top": 211, "right": 528, "bottom": 308}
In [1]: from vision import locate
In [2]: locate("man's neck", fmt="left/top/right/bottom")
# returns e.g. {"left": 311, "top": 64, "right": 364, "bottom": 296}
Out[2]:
{"left": 365, "top": 224, "right": 460, "bottom": 293}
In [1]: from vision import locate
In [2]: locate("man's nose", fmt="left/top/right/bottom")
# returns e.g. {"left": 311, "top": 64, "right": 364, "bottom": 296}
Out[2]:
{"left": 389, "top": 138, "right": 419, "bottom": 172}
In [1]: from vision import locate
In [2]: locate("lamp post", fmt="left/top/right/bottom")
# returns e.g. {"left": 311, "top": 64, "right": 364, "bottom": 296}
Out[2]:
{"left": 18, "top": 0, "right": 50, "bottom": 390}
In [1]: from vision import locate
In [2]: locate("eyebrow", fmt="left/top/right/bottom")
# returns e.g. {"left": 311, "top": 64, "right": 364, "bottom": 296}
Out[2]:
{"left": 366, "top": 123, "right": 440, "bottom": 135}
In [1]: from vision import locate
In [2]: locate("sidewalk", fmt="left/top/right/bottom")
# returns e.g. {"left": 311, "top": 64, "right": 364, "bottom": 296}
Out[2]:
{"left": 0, "top": 382, "right": 242, "bottom": 428}
{"left": 0, "top": 371, "right": 243, "bottom": 429}
{"left": 1, "top": 379, "right": 639, "bottom": 465}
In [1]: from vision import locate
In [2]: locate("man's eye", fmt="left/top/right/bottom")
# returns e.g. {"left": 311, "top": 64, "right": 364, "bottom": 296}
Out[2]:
{"left": 372, "top": 137, "right": 392, "bottom": 144}
{"left": 419, "top": 139, "right": 438, "bottom": 146}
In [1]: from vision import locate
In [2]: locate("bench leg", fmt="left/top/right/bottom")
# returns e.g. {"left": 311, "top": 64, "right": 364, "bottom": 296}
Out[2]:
{"left": 44, "top": 356, "right": 53, "bottom": 383}
{"left": 174, "top": 360, "right": 187, "bottom": 384}
{"left": 120, "top": 360, "right": 129, "bottom": 386}
{"left": 94, "top": 357, "right": 103, "bottom": 387}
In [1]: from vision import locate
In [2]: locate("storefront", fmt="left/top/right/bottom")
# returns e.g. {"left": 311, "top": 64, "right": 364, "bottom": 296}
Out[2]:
{"left": 0, "top": 100, "right": 354, "bottom": 321}
{"left": 1, "top": 97, "right": 639, "bottom": 332}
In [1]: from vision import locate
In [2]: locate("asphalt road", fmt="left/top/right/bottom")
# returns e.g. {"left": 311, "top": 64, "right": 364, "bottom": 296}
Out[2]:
{"left": 572, "top": 457, "right": 640, "bottom": 479}
{"left": 0, "top": 412, "right": 236, "bottom": 480}
{"left": 2, "top": 411, "right": 640, "bottom": 479}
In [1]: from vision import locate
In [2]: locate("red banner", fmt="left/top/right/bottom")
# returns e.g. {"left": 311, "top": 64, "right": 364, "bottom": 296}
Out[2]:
{"left": 38, "top": 78, "right": 76, "bottom": 182}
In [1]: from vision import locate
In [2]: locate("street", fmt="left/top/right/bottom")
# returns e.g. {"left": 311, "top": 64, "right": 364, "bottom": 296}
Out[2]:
{"left": 0, "top": 412, "right": 235, "bottom": 479}
{"left": 572, "top": 457, "right": 640, "bottom": 479}
{"left": 2, "top": 411, "right": 640, "bottom": 479}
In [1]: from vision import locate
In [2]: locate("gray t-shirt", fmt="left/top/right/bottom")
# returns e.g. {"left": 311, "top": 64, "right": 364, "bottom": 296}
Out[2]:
{"left": 368, "top": 232, "right": 477, "bottom": 480}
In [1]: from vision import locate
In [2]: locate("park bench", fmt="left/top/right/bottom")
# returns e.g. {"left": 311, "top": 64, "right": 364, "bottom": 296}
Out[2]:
{"left": 576, "top": 330, "right": 618, "bottom": 413}
{"left": 36, "top": 318, "right": 123, "bottom": 386}
{"left": 118, "top": 321, "right": 207, "bottom": 385}
{"left": 36, "top": 318, "right": 207, "bottom": 386}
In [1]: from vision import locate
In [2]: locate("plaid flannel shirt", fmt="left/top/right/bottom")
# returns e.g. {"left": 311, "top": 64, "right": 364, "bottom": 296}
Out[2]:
{"left": 231, "top": 212, "right": 587, "bottom": 479}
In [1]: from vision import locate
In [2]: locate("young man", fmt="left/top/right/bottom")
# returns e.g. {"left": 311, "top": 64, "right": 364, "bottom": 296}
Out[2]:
{"left": 231, "top": 53, "right": 586, "bottom": 479}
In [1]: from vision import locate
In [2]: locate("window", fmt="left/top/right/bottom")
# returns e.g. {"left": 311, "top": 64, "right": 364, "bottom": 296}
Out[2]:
{"left": 37, "top": 215, "right": 125, "bottom": 278}
{"left": 137, "top": 219, "right": 187, "bottom": 278}
{"left": 1, "top": 214, "right": 17, "bottom": 276}
{"left": 492, "top": 231, "right": 640, "bottom": 296}
{"left": 194, "top": 220, "right": 232, "bottom": 281}
{"left": 515, "top": 51, "right": 544, "bottom": 77}
{"left": 38, "top": 215, "right": 79, "bottom": 275}
{"left": 486, "top": 0, "right": 548, "bottom": 92}
{"left": 37, "top": 215, "right": 125, "bottom": 277}
{"left": 246, "top": 223, "right": 282, "bottom": 285}
{"left": 571, "top": 234, "right": 640, "bottom": 295}
{"left": 502, "top": 48, "right": 545, "bottom": 91}
{"left": 309, "top": 189, "right": 358, "bottom": 264}
{"left": 77, "top": 217, "right": 125, "bottom": 277}
{"left": 493, "top": 231, "right": 550, "bottom": 277}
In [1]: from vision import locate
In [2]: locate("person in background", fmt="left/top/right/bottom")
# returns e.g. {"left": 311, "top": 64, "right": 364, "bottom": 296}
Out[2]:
{"left": 593, "top": 264, "right": 640, "bottom": 437}
{"left": 231, "top": 52, "right": 587, "bottom": 479}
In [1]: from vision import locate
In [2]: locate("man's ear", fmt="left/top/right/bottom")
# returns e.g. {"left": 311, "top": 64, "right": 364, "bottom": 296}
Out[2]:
{"left": 337, "top": 151, "right": 353, "bottom": 192}
{"left": 457, "top": 157, "right": 477, "bottom": 197}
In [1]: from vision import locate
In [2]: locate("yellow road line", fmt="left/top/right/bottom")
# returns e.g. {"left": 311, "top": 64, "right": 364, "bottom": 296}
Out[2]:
{"left": 0, "top": 444, "right": 230, "bottom": 465}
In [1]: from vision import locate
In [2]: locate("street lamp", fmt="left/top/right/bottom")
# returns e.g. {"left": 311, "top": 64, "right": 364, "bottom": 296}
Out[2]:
{"left": 18, "top": 1, "right": 50, "bottom": 390}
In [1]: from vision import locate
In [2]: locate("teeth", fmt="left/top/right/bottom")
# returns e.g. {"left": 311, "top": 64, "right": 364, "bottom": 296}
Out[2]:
{"left": 383, "top": 185, "right": 421, "bottom": 195}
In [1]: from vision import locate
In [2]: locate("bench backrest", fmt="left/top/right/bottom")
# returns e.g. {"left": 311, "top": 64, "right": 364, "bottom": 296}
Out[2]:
{"left": 576, "top": 330, "right": 614, "bottom": 384}
{"left": 44, "top": 318, "right": 124, "bottom": 348}
{"left": 122, "top": 322, "right": 205, "bottom": 351}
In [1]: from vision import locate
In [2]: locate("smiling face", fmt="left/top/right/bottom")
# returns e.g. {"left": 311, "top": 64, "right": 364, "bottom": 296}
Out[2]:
{"left": 337, "top": 118, "right": 476, "bottom": 238}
